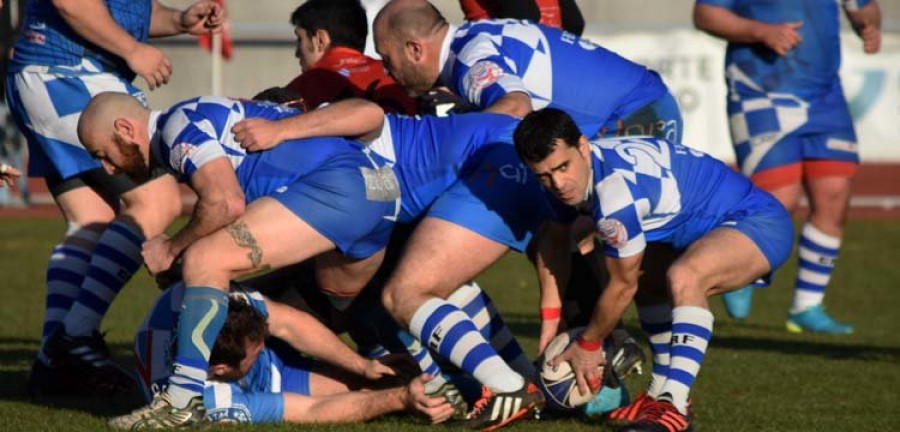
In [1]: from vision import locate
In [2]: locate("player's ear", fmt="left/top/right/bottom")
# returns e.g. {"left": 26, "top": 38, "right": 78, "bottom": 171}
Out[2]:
{"left": 406, "top": 39, "right": 423, "bottom": 62}
{"left": 112, "top": 118, "right": 134, "bottom": 140}
{"left": 578, "top": 135, "right": 590, "bottom": 159}
{"left": 313, "top": 29, "right": 331, "bottom": 53}
{"left": 208, "top": 363, "right": 229, "bottom": 379}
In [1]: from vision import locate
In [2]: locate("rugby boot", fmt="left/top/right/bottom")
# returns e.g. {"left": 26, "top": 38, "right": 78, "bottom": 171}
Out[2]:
{"left": 786, "top": 304, "right": 853, "bottom": 334}
{"left": 427, "top": 381, "right": 469, "bottom": 420}
{"left": 451, "top": 382, "right": 544, "bottom": 431}
{"left": 722, "top": 285, "right": 754, "bottom": 319}
{"left": 109, "top": 390, "right": 205, "bottom": 430}
{"left": 43, "top": 329, "right": 135, "bottom": 395}
{"left": 25, "top": 358, "right": 78, "bottom": 397}
{"left": 617, "top": 397, "right": 692, "bottom": 432}
{"left": 583, "top": 384, "right": 629, "bottom": 418}
{"left": 609, "top": 334, "right": 646, "bottom": 380}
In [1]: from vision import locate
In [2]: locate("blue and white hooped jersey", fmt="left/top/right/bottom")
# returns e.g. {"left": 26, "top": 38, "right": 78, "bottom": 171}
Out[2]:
{"left": 10, "top": 0, "right": 151, "bottom": 79}
{"left": 134, "top": 284, "right": 283, "bottom": 398}
{"left": 150, "top": 97, "right": 373, "bottom": 203}
{"left": 697, "top": 0, "right": 870, "bottom": 98}
{"left": 368, "top": 112, "right": 520, "bottom": 223}
{"left": 441, "top": 19, "right": 668, "bottom": 137}
{"left": 551, "top": 137, "right": 757, "bottom": 257}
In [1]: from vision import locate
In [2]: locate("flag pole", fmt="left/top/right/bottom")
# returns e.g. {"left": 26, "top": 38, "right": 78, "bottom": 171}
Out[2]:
{"left": 211, "top": 31, "right": 223, "bottom": 96}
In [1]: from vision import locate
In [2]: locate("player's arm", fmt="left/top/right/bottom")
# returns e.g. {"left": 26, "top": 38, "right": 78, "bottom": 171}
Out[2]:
{"left": 281, "top": 375, "right": 453, "bottom": 424}
{"left": 533, "top": 221, "right": 574, "bottom": 354}
{"left": 143, "top": 157, "right": 245, "bottom": 275}
{"left": 149, "top": 0, "right": 226, "bottom": 38}
{"left": 484, "top": 91, "right": 533, "bottom": 119}
{"left": 693, "top": 2, "right": 803, "bottom": 56}
{"left": 453, "top": 50, "right": 533, "bottom": 118}
{"left": 845, "top": 0, "right": 881, "bottom": 54}
{"left": 232, "top": 99, "right": 386, "bottom": 152}
{"left": 264, "top": 297, "right": 398, "bottom": 380}
{"left": 52, "top": 0, "right": 175, "bottom": 89}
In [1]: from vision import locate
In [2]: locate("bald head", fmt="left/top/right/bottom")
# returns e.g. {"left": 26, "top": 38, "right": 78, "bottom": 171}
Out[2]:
{"left": 78, "top": 92, "right": 148, "bottom": 153}
{"left": 374, "top": 0, "right": 446, "bottom": 43}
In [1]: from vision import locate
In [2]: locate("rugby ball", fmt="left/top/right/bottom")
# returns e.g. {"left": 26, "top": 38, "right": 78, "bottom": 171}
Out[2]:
{"left": 537, "top": 328, "right": 606, "bottom": 411}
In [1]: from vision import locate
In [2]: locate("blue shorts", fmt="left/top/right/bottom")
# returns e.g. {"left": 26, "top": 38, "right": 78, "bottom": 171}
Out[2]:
{"left": 427, "top": 144, "right": 549, "bottom": 252}
{"left": 670, "top": 188, "right": 793, "bottom": 271}
{"left": 269, "top": 152, "right": 398, "bottom": 259}
{"left": 596, "top": 91, "right": 684, "bottom": 143}
{"left": 6, "top": 59, "right": 147, "bottom": 179}
{"left": 729, "top": 80, "right": 858, "bottom": 189}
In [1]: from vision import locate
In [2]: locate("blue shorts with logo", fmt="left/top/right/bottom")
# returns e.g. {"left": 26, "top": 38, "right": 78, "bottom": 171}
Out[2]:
{"left": 669, "top": 188, "right": 793, "bottom": 271}
{"left": 426, "top": 143, "right": 549, "bottom": 252}
{"left": 596, "top": 90, "right": 684, "bottom": 143}
{"left": 267, "top": 151, "right": 399, "bottom": 259}
{"left": 6, "top": 59, "right": 147, "bottom": 179}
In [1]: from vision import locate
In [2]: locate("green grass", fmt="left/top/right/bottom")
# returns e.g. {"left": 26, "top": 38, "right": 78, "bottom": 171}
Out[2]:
{"left": 1, "top": 217, "right": 899, "bottom": 431}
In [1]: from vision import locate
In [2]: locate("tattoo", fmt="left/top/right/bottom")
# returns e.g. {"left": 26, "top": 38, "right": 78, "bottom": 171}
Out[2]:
{"left": 226, "top": 221, "right": 263, "bottom": 269}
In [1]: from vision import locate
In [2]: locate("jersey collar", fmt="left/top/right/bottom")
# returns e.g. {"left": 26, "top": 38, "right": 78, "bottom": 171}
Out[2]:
{"left": 438, "top": 24, "right": 458, "bottom": 85}
{"left": 147, "top": 110, "right": 164, "bottom": 168}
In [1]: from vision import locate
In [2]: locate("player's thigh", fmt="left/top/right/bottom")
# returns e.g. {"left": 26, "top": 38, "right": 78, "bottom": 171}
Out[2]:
{"left": 670, "top": 228, "right": 770, "bottom": 300}
{"left": 315, "top": 249, "right": 386, "bottom": 297}
{"left": 182, "top": 197, "right": 337, "bottom": 283}
{"left": 119, "top": 173, "right": 181, "bottom": 237}
{"left": 634, "top": 243, "right": 680, "bottom": 306}
{"left": 53, "top": 182, "right": 116, "bottom": 229}
{"left": 384, "top": 217, "right": 509, "bottom": 303}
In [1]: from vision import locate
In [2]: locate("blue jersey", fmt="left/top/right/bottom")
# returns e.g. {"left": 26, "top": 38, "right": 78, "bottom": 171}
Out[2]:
{"left": 697, "top": 0, "right": 870, "bottom": 98}
{"left": 551, "top": 137, "right": 758, "bottom": 257}
{"left": 10, "top": 0, "right": 151, "bottom": 79}
{"left": 441, "top": 19, "right": 668, "bottom": 136}
{"left": 368, "top": 112, "right": 520, "bottom": 223}
{"left": 150, "top": 97, "right": 371, "bottom": 203}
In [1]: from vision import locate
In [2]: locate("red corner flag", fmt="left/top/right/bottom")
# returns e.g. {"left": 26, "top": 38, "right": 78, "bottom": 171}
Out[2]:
{"left": 197, "top": 0, "right": 233, "bottom": 60}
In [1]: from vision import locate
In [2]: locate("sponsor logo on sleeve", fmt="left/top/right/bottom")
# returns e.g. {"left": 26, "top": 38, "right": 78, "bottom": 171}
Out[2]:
{"left": 170, "top": 143, "right": 195, "bottom": 173}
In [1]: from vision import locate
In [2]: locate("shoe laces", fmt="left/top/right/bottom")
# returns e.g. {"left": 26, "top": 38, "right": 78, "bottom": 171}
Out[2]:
{"left": 466, "top": 386, "right": 493, "bottom": 419}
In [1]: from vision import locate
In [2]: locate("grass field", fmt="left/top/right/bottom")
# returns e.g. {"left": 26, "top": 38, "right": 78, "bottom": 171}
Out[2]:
{"left": 1, "top": 217, "right": 899, "bottom": 431}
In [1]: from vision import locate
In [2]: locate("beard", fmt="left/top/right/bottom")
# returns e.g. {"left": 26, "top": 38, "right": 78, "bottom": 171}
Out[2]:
{"left": 115, "top": 138, "right": 150, "bottom": 184}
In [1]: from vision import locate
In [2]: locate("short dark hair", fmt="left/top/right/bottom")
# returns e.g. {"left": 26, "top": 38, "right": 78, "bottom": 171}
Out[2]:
{"left": 209, "top": 297, "right": 269, "bottom": 369}
{"left": 514, "top": 108, "right": 583, "bottom": 163}
{"left": 290, "top": 0, "right": 368, "bottom": 52}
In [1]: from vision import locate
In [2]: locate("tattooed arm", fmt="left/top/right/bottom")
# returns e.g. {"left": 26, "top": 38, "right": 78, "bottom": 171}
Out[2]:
{"left": 142, "top": 158, "right": 246, "bottom": 274}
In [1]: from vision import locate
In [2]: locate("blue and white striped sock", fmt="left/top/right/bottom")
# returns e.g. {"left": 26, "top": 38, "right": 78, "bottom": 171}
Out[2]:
{"left": 396, "top": 329, "right": 450, "bottom": 393}
{"left": 448, "top": 282, "right": 535, "bottom": 379}
{"left": 792, "top": 223, "right": 841, "bottom": 314}
{"left": 168, "top": 286, "right": 229, "bottom": 409}
{"left": 41, "top": 227, "right": 99, "bottom": 355}
{"left": 660, "top": 306, "right": 713, "bottom": 414}
{"left": 637, "top": 303, "right": 672, "bottom": 398}
{"left": 63, "top": 221, "right": 144, "bottom": 337}
{"left": 410, "top": 298, "right": 524, "bottom": 393}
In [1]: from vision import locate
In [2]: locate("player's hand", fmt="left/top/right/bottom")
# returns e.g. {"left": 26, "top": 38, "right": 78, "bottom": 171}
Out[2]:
{"left": 181, "top": 0, "right": 227, "bottom": 36}
{"left": 759, "top": 21, "right": 803, "bottom": 56}
{"left": 549, "top": 340, "right": 606, "bottom": 397}
{"left": 126, "top": 43, "right": 172, "bottom": 91}
{"left": 538, "top": 318, "right": 561, "bottom": 355}
{"left": 405, "top": 374, "right": 455, "bottom": 424}
{"left": 361, "top": 357, "right": 400, "bottom": 381}
{"left": 232, "top": 118, "right": 285, "bottom": 152}
{"left": 856, "top": 20, "right": 881, "bottom": 54}
{"left": 142, "top": 234, "right": 177, "bottom": 275}
{"left": 0, "top": 163, "right": 22, "bottom": 187}
{"left": 373, "top": 353, "right": 421, "bottom": 382}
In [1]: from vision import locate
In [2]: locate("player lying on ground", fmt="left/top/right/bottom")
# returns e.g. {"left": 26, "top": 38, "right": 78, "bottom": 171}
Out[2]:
{"left": 119, "top": 282, "right": 451, "bottom": 427}
{"left": 78, "top": 93, "right": 400, "bottom": 429}
{"left": 515, "top": 108, "right": 794, "bottom": 432}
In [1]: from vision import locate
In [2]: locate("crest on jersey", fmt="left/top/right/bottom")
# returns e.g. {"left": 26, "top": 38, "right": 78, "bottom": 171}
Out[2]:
{"left": 597, "top": 218, "right": 628, "bottom": 249}
{"left": 170, "top": 143, "right": 195, "bottom": 173}
{"left": 465, "top": 61, "right": 504, "bottom": 92}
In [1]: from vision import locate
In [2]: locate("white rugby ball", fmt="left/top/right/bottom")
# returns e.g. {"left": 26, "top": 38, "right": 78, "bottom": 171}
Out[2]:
{"left": 537, "top": 328, "right": 605, "bottom": 411}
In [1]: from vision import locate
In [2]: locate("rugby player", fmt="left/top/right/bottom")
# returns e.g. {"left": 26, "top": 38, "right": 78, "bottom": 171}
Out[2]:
{"left": 693, "top": 0, "right": 882, "bottom": 334}
{"left": 78, "top": 93, "right": 399, "bottom": 428}
{"left": 8, "top": 0, "right": 225, "bottom": 396}
{"left": 117, "top": 282, "right": 452, "bottom": 427}
{"left": 515, "top": 108, "right": 794, "bottom": 432}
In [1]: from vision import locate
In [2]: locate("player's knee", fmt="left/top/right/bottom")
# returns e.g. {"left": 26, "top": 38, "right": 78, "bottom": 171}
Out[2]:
{"left": 666, "top": 264, "right": 703, "bottom": 301}
{"left": 182, "top": 241, "right": 228, "bottom": 281}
